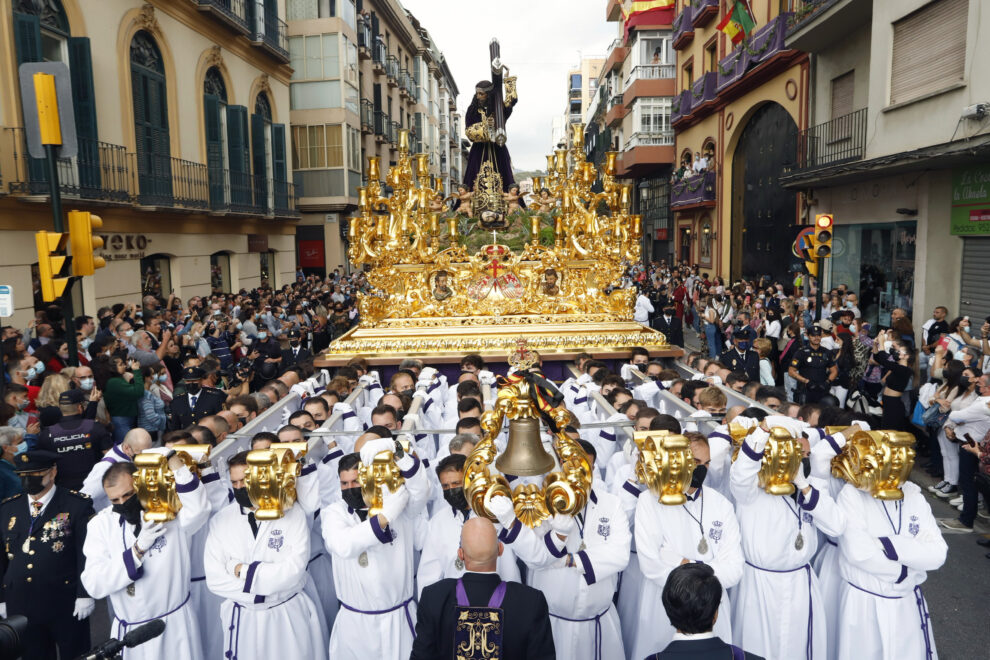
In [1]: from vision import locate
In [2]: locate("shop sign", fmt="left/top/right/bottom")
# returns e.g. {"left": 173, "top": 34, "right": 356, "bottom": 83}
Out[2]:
{"left": 247, "top": 234, "right": 269, "bottom": 253}
{"left": 951, "top": 165, "right": 990, "bottom": 235}
{"left": 298, "top": 240, "right": 325, "bottom": 268}
{"left": 97, "top": 234, "right": 150, "bottom": 261}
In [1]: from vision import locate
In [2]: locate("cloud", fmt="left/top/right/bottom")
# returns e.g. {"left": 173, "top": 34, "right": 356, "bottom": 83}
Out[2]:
{"left": 400, "top": 0, "right": 615, "bottom": 171}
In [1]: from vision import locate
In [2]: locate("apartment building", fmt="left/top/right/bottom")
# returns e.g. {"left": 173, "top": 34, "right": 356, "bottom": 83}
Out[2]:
{"left": 287, "top": 0, "right": 460, "bottom": 273}
{"left": 561, "top": 57, "right": 605, "bottom": 148}
{"left": 780, "top": 0, "right": 990, "bottom": 326}
{"left": 583, "top": 0, "right": 677, "bottom": 261}
{"left": 0, "top": 0, "right": 297, "bottom": 325}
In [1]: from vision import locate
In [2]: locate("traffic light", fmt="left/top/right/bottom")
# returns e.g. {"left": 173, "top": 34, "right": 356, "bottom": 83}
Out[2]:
{"left": 35, "top": 231, "right": 69, "bottom": 302}
{"left": 811, "top": 214, "right": 834, "bottom": 259}
{"left": 799, "top": 232, "right": 818, "bottom": 278}
{"left": 68, "top": 210, "right": 106, "bottom": 276}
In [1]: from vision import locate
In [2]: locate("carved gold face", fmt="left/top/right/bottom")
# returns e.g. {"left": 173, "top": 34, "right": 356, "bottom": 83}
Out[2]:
{"left": 245, "top": 449, "right": 299, "bottom": 521}
{"left": 133, "top": 452, "right": 181, "bottom": 522}
{"left": 757, "top": 428, "right": 803, "bottom": 496}
{"left": 831, "top": 429, "right": 915, "bottom": 499}
{"left": 634, "top": 431, "right": 694, "bottom": 505}
{"left": 357, "top": 449, "right": 405, "bottom": 516}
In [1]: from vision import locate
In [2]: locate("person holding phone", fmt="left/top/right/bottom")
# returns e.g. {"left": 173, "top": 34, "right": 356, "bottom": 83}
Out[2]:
{"left": 102, "top": 356, "right": 145, "bottom": 444}
{"left": 938, "top": 374, "right": 990, "bottom": 533}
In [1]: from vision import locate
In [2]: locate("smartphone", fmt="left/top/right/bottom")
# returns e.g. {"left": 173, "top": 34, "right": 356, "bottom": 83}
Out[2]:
{"left": 962, "top": 433, "right": 977, "bottom": 448}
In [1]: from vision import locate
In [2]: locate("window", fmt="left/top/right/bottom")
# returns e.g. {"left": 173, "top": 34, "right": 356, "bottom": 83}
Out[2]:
{"left": 131, "top": 31, "right": 171, "bottom": 204}
{"left": 636, "top": 33, "right": 672, "bottom": 67}
{"left": 705, "top": 42, "right": 717, "bottom": 73}
{"left": 289, "top": 34, "right": 344, "bottom": 110}
{"left": 890, "top": 0, "right": 967, "bottom": 105}
{"left": 348, "top": 127, "right": 361, "bottom": 172}
{"left": 292, "top": 124, "right": 344, "bottom": 169}
{"left": 831, "top": 71, "right": 854, "bottom": 118}
{"left": 260, "top": 250, "right": 274, "bottom": 286}
{"left": 682, "top": 63, "right": 693, "bottom": 89}
{"left": 210, "top": 252, "right": 231, "bottom": 294}
{"left": 140, "top": 255, "right": 172, "bottom": 298}
{"left": 632, "top": 97, "right": 672, "bottom": 134}
{"left": 340, "top": 0, "right": 356, "bottom": 28}
{"left": 204, "top": 67, "right": 229, "bottom": 208}
{"left": 570, "top": 73, "right": 582, "bottom": 90}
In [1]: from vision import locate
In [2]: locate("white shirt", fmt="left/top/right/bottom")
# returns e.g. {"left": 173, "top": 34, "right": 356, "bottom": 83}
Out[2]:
{"left": 672, "top": 631, "right": 717, "bottom": 642}
{"left": 29, "top": 484, "right": 57, "bottom": 518}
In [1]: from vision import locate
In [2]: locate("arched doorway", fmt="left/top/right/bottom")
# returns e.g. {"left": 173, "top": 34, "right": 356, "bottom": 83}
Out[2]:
{"left": 730, "top": 102, "right": 798, "bottom": 282}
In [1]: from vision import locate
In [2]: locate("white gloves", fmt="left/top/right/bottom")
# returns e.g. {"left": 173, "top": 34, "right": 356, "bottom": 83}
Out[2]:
{"left": 419, "top": 366, "right": 439, "bottom": 382}
{"left": 619, "top": 363, "right": 639, "bottom": 382}
{"left": 850, "top": 419, "right": 872, "bottom": 432}
{"left": 576, "top": 372, "right": 592, "bottom": 386}
{"left": 747, "top": 428, "right": 770, "bottom": 455}
{"left": 379, "top": 484, "right": 409, "bottom": 523}
{"left": 732, "top": 416, "right": 760, "bottom": 430}
{"left": 332, "top": 401, "right": 354, "bottom": 416}
{"left": 359, "top": 373, "right": 377, "bottom": 387}
{"left": 622, "top": 439, "right": 640, "bottom": 465}
{"left": 412, "top": 388, "right": 430, "bottom": 401}
{"left": 488, "top": 495, "right": 516, "bottom": 528}
{"left": 793, "top": 469, "right": 811, "bottom": 492}
{"left": 550, "top": 513, "right": 578, "bottom": 539}
{"left": 478, "top": 370, "right": 496, "bottom": 386}
{"left": 764, "top": 415, "right": 807, "bottom": 438}
{"left": 73, "top": 597, "right": 95, "bottom": 620}
{"left": 135, "top": 521, "right": 166, "bottom": 554}
{"left": 360, "top": 437, "right": 395, "bottom": 465}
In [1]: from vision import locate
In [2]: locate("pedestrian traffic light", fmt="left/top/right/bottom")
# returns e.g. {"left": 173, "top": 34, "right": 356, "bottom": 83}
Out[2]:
{"left": 67, "top": 210, "right": 106, "bottom": 276}
{"left": 811, "top": 214, "right": 834, "bottom": 259}
{"left": 35, "top": 231, "right": 69, "bottom": 302}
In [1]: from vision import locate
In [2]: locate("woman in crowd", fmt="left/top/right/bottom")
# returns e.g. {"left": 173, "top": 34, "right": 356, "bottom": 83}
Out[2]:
{"left": 103, "top": 356, "right": 145, "bottom": 444}
{"left": 929, "top": 366, "right": 981, "bottom": 499}
{"left": 138, "top": 364, "right": 168, "bottom": 440}
{"left": 871, "top": 329, "right": 915, "bottom": 432}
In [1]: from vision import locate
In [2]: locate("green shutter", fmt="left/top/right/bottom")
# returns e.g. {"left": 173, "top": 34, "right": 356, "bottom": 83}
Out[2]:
{"left": 271, "top": 123, "right": 287, "bottom": 210}
{"left": 13, "top": 13, "right": 42, "bottom": 64}
{"left": 251, "top": 113, "right": 268, "bottom": 211}
{"left": 69, "top": 37, "right": 100, "bottom": 194}
{"left": 132, "top": 65, "right": 172, "bottom": 205}
{"left": 226, "top": 105, "right": 250, "bottom": 207}
{"left": 204, "top": 94, "right": 224, "bottom": 207}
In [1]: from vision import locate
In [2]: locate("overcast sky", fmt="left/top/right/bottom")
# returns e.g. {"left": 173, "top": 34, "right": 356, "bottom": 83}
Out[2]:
{"left": 400, "top": 0, "right": 616, "bottom": 172}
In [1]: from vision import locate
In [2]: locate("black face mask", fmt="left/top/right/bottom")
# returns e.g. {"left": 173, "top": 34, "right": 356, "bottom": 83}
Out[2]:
{"left": 636, "top": 363, "right": 648, "bottom": 373}
{"left": 802, "top": 457, "right": 812, "bottom": 478}
{"left": 112, "top": 494, "right": 144, "bottom": 526}
{"left": 290, "top": 341, "right": 301, "bottom": 347}
{"left": 237, "top": 416, "right": 249, "bottom": 426}
{"left": 185, "top": 383, "right": 202, "bottom": 395}
{"left": 20, "top": 473, "right": 47, "bottom": 496}
{"left": 443, "top": 486, "right": 470, "bottom": 513}
{"left": 233, "top": 487, "right": 254, "bottom": 510}
{"left": 690, "top": 465, "right": 708, "bottom": 490}
{"left": 341, "top": 486, "right": 367, "bottom": 511}
{"left": 959, "top": 375, "right": 971, "bottom": 389}
{"left": 397, "top": 388, "right": 414, "bottom": 398}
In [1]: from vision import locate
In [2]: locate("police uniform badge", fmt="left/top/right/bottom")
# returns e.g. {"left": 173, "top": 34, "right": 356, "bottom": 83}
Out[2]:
{"left": 453, "top": 579, "right": 506, "bottom": 660}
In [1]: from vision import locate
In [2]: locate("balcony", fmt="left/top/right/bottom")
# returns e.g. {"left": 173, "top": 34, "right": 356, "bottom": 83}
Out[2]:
{"left": 624, "top": 131, "right": 675, "bottom": 148}
{"left": 671, "top": 170, "right": 716, "bottom": 209}
{"left": 606, "top": 0, "right": 623, "bottom": 21}
{"left": 671, "top": 89, "right": 692, "bottom": 125}
{"left": 372, "top": 37, "right": 386, "bottom": 73}
{"left": 360, "top": 100, "right": 374, "bottom": 133}
{"left": 690, "top": 72, "right": 717, "bottom": 109}
{"left": 691, "top": 0, "right": 719, "bottom": 27}
{"left": 716, "top": 13, "right": 791, "bottom": 94}
{"left": 208, "top": 168, "right": 257, "bottom": 214}
{"left": 786, "top": 0, "right": 872, "bottom": 52}
{"left": 605, "top": 94, "right": 627, "bottom": 126}
{"left": 388, "top": 121, "right": 400, "bottom": 149}
{"left": 357, "top": 16, "right": 371, "bottom": 57}
{"left": 273, "top": 180, "right": 298, "bottom": 217}
{"left": 604, "top": 38, "right": 629, "bottom": 72}
{"left": 131, "top": 153, "right": 209, "bottom": 209}
{"left": 399, "top": 68, "right": 411, "bottom": 97}
{"left": 249, "top": 4, "right": 289, "bottom": 62}
{"left": 793, "top": 108, "right": 867, "bottom": 172}
{"left": 672, "top": 6, "right": 694, "bottom": 49}
{"left": 386, "top": 55, "right": 399, "bottom": 86}
{"left": 569, "top": 87, "right": 582, "bottom": 100}
{"left": 5, "top": 128, "right": 131, "bottom": 202}
{"left": 196, "top": 0, "right": 249, "bottom": 34}
{"left": 374, "top": 111, "right": 388, "bottom": 142}
{"left": 617, "top": 133, "right": 676, "bottom": 177}
{"left": 623, "top": 64, "right": 677, "bottom": 103}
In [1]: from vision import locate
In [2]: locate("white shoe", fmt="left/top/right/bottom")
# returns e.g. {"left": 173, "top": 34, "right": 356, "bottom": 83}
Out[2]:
{"left": 938, "top": 518, "right": 973, "bottom": 533}
{"left": 949, "top": 495, "right": 963, "bottom": 506}
{"left": 928, "top": 480, "right": 948, "bottom": 493}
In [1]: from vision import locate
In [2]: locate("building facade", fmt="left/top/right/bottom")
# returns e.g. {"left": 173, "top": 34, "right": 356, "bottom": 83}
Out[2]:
{"left": 562, "top": 56, "right": 605, "bottom": 148}
{"left": 0, "top": 0, "right": 297, "bottom": 327}
{"left": 780, "top": 0, "right": 989, "bottom": 327}
{"left": 669, "top": 0, "right": 807, "bottom": 282}
{"left": 287, "top": 0, "right": 460, "bottom": 274}
{"left": 584, "top": 1, "right": 676, "bottom": 261}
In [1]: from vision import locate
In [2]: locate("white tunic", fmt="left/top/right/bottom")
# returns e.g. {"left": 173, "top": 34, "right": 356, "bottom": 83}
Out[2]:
{"left": 729, "top": 434, "right": 846, "bottom": 660}
{"left": 835, "top": 483, "right": 946, "bottom": 660}
{"left": 80, "top": 444, "right": 131, "bottom": 511}
{"left": 632, "top": 486, "right": 743, "bottom": 660}
{"left": 507, "top": 487, "right": 631, "bottom": 660}
{"left": 322, "top": 454, "right": 430, "bottom": 660}
{"left": 415, "top": 505, "right": 520, "bottom": 598}
{"left": 80, "top": 467, "right": 209, "bottom": 660}
{"left": 204, "top": 503, "right": 325, "bottom": 660}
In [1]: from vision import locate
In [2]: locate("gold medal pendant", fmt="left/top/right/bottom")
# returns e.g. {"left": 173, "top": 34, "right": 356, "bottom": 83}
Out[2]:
{"left": 358, "top": 551, "right": 369, "bottom": 567}
{"left": 21, "top": 538, "right": 30, "bottom": 554}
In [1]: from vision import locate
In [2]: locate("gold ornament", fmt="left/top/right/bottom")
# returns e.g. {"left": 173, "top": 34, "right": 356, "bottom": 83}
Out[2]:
{"left": 244, "top": 446, "right": 303, "bottom": 521}
{"left": 357, "top": 446, "right": 407, "bottom": 517}
{"left": 831, "top": 430, "right": 916, "bottom": 500}
{"left": 634, "top": 431, "right": 695, "bottom": 505}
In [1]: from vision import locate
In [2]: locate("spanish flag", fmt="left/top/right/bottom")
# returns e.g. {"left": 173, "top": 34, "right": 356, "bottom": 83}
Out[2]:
{"left": 716, "top": 0, "right": 757, "bottom": 45}
{"left": 624, "top": 0, "right": 676, "bottom": 40}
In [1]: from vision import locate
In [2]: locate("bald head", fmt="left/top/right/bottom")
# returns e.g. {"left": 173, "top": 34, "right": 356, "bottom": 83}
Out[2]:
{"left": 121, "top": 428, "right": 153, "bottom": 455}
{"left": 458, "top": 517, "right": 502, "bottom": 572}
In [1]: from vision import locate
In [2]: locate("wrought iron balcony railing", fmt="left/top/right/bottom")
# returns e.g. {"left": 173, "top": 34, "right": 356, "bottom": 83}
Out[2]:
{"left": 794, "top": 108, "right": 867, "bottom": 171}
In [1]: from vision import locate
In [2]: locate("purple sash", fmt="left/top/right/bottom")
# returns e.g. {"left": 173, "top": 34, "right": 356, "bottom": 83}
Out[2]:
{"left": 453, "top": 578, "right": 506, "bottom": 659}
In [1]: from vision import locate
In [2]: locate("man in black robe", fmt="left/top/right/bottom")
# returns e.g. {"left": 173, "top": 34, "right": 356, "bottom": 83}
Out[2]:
{"left": 463, "top": 80, "right": 518, "bottom": 197}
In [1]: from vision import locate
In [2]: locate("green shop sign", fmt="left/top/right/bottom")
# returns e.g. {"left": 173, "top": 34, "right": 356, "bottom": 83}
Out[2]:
{"left": 951, "top": 165, "right": 990, "bottom": 235}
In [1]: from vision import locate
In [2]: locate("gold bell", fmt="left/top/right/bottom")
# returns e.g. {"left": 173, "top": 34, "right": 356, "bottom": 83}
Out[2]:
{"left": 495, "top": 418, "right": 555, "bottom": 477}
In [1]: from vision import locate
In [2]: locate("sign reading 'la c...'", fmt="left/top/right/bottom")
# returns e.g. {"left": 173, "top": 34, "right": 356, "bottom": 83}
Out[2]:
{"left": 951, "top": 165, "right": 990, "bottom": 236}
{"left": 96, "top": 234, "right": 151, "bottom": 261}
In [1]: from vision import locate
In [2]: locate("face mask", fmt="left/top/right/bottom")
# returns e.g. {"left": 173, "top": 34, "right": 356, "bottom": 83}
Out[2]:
{"left": 124, "top": 329, "right": 135, "bottom": 338}
{"left": 959, "top": 375, "right": 972, "bottom": 388}
{"left": 15, "top": 441, "right": 28, "bottom": 455}
{"left": 80, "top": 337, "right": 93, "bottom": 349}
{"left": 737, "top": 341, "right": 751, "bottom": 351}
{"left": 112, "top": 493, "right": 144, "bottom": 526}
{"left": 79, "top": 377, "right": 95, "bottom": 391}
{"left": 213, "top": 310, "right": 222, "bottom": 316}
{"left": 341, "top": 486, "right": 367, "bottom": 511}
{"left": 17, "top": 399, "right": 29, "bottom": 411}
{"left": 802, "top": 457, "right": 812, "bottom": 478}
{"left": 235, "top": 322, "right": 243, "bottom": 330}
{"left": 242, "top": 337, "right": 252, "bottom": 346}
{"left": 233, "top": 487, "right": 254, "bottom": 510}
{"left": 636, "top": 363, "right": 647, "bottom": 373}
{"left": 237, "top": 416, "right": 249, "bottom": 426}
{"left": 954, "top": 350, "right": 968, "bottom": 361}
{"left": 21, "top": 473, "right": 48, "bottom": 496}
{"left": 290, "top": 340, "right": 301, "bottom": 347}
{"left": 689, "top": 465, "right": 707, "bottom": 490}
{"left": 157, "top": 374, "right": 168, "bottom": 383}
{"left": 185, "top": 384, "right": 201, "bottom": 395}
{"left": 443, "top": 486, "right": 470, "bottom": 512}
{"left": 258, "top": 332, "right": 268, "bottom": 340}
{"left": 279, "top": 313, "right": 287, "bottom": 320}
{"left": 30, "top": 363, "right": 46, "bottom": 379}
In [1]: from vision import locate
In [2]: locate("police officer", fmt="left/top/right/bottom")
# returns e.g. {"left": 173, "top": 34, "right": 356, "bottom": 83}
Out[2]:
{"left": 168, "top": 366, "right": 225, "bottom": 430}
{"left": 787, "top": 324, "right": 838, "bottom": 403}
{"left": 719, "top": 327, "right": 761, "bottom": 382}
{"left": 35, "top": 389, "right": 111, "bottom": 491}
{"left": 0, "top": 450, "right": 95, "bottom": 660}
{"left": 280, "top": 328, "right": 313, "bottom": 371}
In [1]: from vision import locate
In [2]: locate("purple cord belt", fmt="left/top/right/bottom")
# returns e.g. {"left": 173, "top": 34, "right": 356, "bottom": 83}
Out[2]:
{"left": 116, "top": 591, "right": 190, "bottom": 658}
{"left": 845, "top": 582, "right": 933, "bottom": 660}
{"left": 226, "top": 593, "right": 298, "bottom": 660}
{"left": 338, "top": 596, "right": 416, "bottom": 638}
{"left": 550, "top": 606, "right": 610, "bottom": 660}
{"left": 745, "top": 561, "right": 813, "bottom": 660}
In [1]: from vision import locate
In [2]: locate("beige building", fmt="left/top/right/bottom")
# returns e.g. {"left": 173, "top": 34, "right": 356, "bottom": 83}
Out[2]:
{"left": 561, "top": 56, "right": 604, "bottom": 148}
{"left": 0, "top": 0, "right": 297, "bottom": 327}
{"left": 287, "top": 0, "right": 460, "bottom": 273}
{"left": 781, "top": 0, "right": 990, "bottom": 327}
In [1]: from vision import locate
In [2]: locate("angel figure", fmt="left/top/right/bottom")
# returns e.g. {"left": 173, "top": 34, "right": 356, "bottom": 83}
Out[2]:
{"left": 503, "top": 184, "right": 523, "bottom": 215}
{"left": 429, "top": 193, "right": 445, "bottom": 213}
{"left": 531, "top": 188, "right": 556, "bottom": 213}
{"left": 455, "top": 185, "right": 474, "bottom": 217}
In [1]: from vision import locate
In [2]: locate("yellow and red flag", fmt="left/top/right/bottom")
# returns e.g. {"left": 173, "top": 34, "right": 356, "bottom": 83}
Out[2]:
{"left": 716, "top": 0, "right": 757, "bottom": 45}
{"left": 624, "top": 0, "right": 676, "bottom": 40}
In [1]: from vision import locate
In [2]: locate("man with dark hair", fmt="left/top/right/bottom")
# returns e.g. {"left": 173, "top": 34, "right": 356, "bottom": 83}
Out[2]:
{"left": 459, "top": 353, "right": 485, "bottom": 373}
{"left": 416, "top": 454, "right": 520, "bottom": 597}
{"left": 168, "top": 366, "right": 225, "bottom": 430}
{"left": 288, "top": 410, "right": 317, "bottom": 431}
{"left": 280, "top": 328, "right": 312, "bottom": 371}
{"left": 644, "top": 563, "right": 764, "bottom": 659}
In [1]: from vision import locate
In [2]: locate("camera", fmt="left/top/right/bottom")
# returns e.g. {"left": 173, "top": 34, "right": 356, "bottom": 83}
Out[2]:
{"left": 0, "top": 615, "right": 27, "bottom": 660}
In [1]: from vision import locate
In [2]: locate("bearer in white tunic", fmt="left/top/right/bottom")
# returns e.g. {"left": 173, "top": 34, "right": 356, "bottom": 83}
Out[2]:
{"left": 729, "top": 426, "right": 846, "bottom": 660}
{"left": 835, "top": 480, "right": 946, "bottom": 660}
{"left": 80, "top": 428, "right": 152, "bottom": 511}
{"left": 323, "top": 439, "right": 429, "bottom": 660}
{"left": 80, "top": 457, "right": 209, "bottom": 660}
{"left": 203, "top": 451, "right": 325, "bottom": 660}
{"left": 632, "top": 435, "right": 743, "bottom": 660}
{"left": 415, "top": 454, "right": 520, "bottom": 597}
{"left": 490, "top": 462, "right": 631, "bottom": 660}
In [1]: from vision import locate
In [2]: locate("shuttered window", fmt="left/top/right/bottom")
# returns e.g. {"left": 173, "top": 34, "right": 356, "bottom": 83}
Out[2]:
{"left": 226, "top": 105, "right": 251, "bottom": 207}
{"left": 830, "top": 71, "right": 854, "bottom": 119}
{"left": 890, "top": 0, "right": 968, "bottom": 105}
{"left": 960, "top": 238, "right": 990, "bottom": 321}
